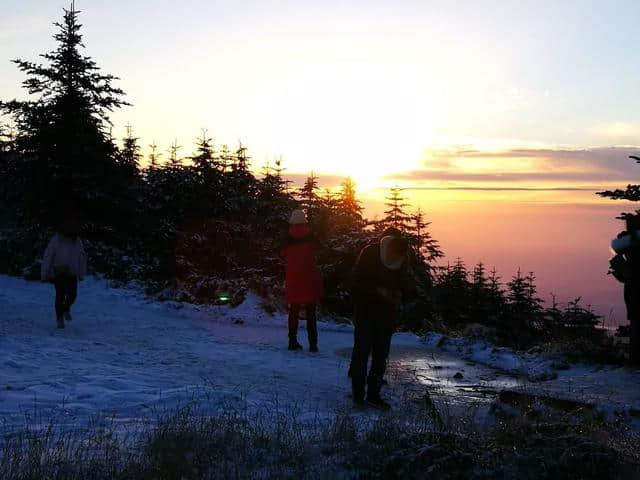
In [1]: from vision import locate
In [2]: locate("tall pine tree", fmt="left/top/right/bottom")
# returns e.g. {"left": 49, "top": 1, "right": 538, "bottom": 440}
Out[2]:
{"left": 337, "top": 177, "right": 363, "bottom": 230}
{"left": 191, "top": 129, "right": 216, "bottom": 171}
{"left": 382, "top": 186, "right": 413, "bottom": 232}
{"left": 299, "top": 172, "right": 320, "bottom": 218}
{"left": 412, "top": 208, "right": 443, "bottom": 261}
{"left": 167, "top": 139, "right": 182, "bottom": 167}
{"left": 148, "top": 142, "right": 161, "bottom": 169}
{"left": 257, "top": 157, "right": 293, "bottom": 223}
{"left": 0, "top": 3, "right": 130, "bottom": 221}
{"left": 120, "top": 124, "right": 141, "bottom": 177}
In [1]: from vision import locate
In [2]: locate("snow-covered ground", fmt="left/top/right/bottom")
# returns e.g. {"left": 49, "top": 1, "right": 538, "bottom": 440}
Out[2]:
{"left": 1, "top": 275, "right": 638, "bottom": 432}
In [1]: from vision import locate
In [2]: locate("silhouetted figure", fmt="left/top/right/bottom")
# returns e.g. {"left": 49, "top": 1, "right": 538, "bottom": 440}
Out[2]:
{"left": 348, "top": 227, "right": 403, "bottom": 380}
{"left": 350, "top": 234, "right": 408, "bottom": 409}
{"left": 41, "top": 214, "right": 87, "bottom": 328}
{"left": 611, "top": 215, "right": 640, "bottom": 365}
{"left": 280, "top": 209, "right": 324, "bottom": 352}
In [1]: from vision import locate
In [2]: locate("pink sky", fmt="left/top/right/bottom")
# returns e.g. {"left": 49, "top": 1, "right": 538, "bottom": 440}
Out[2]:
{"left": 361, "top": 189, "right": 634, "bottom": 326}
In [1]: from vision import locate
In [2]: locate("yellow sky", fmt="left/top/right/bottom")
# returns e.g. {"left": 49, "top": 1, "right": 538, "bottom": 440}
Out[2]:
{"left": 2, "top": 1, "right": 640, "bottom": 196}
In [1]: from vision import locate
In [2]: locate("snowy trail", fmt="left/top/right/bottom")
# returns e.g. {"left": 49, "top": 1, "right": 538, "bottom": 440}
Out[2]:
{"left": 1, "top": 275, "right": 639, "bottom": 431}
{"left": 0, "top": 277, "right": 358, "bottom": 428}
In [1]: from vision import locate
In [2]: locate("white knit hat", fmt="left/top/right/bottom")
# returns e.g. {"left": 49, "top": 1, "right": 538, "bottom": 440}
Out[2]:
{"left": 380, "top": 235, "right": 405, "bottom": 270}
{"left": 289, "top": 209, "right": 308, "bottom": 224}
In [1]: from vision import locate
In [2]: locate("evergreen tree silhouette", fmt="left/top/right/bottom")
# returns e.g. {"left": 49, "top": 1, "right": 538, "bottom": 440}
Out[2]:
{"left": 223, "top": 142, "right": 258, "bottom": 219}
{"left": 507, "top": 268, "right": 529, "bottom": 312}
{"left": 167, "top": 139, "right": 182, "bottom": 167}
{"left": 488, "top": 268, "right": 501, "bottom": 294}
{"left": 382, "top": 186, "right": 413, "bottom": 232}
{"left": 467, "top": 262, "right": 490, "bottom": 323}
{"left": 120, "top": 124, "right": 141, "bottom": 177}
{"left": 563, "top": 297, "right": 601, "bottom": 331}
{"left": 487, "top": 267, "right": 504, "bottom": 310}
{"left": 148, "top": 142, "right": 161, "bottom": 169}
{"left": 233, "top": 142, "right": 251, "bottom": 173}
{"left": 219, "top": 144, "right": 231, "bottom": 173}
{"left": 598, "top": 154, "right": 640, "bottom": 220}
{"left": 0, "top": 3, "right": 130, "bottom": 219}
{"left": 545, "top": 293, "right": 564, "bottom": 333}
{"left": 273, "top": 157, "right": 292, "bottom": 193}
{"left": 258, "top": 157, "right": 292, "bottom": 222}
{"left": 484, "top": 267, "right": 506, "bottom": 322}
{"left": 472, "top": 262, "right": 487, "bottom": 289}
{"left": 321, "top": 188, "right": 340, "bottom": 215}
{"left": 299, "top": 172, "right": 319, "bottom": 218}
{"left": 412, "top": 208, "right": 443, "bottom": 261}
{"left": 525, "top": 271, "right": 542, "bottom": 311}
{"left": 450, "top": 258, "right": 468, "bottom": 290}
{"left": 507, "top": 268, "right": 543, "bottom": 330}
{"left": 436, "top": 258, "right": 471, "bottom": 324}
{"left": 598, "top": 155, "right": 640, "bottom": 202}
{"left": 191, "top": 129, "right": 216, "bottom": 171}
{"left": 337, "top": 177, "right": 363, "bottom": 229}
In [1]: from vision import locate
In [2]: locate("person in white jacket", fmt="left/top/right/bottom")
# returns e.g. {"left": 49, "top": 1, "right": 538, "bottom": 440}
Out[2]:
{"left": 41, "top": 216, "right": 87, "bottom": 328}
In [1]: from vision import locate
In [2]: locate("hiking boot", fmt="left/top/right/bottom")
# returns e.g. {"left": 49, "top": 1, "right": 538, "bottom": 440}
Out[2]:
{"left": 367, "top": 396, "right": 391, "bottom": 410}
{"left": 288, "top": 339, "right": 303, "bottom": 351}
{"left": 309, "top": 344, "right": 318, "bottom": 353}
{"left": 64, "top": 311, "right": 72, "bottom": 322}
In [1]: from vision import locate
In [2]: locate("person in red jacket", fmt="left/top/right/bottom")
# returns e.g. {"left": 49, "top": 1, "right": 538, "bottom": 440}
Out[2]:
{"left": 280, "top": 209, "right": 324, "bottom": 352}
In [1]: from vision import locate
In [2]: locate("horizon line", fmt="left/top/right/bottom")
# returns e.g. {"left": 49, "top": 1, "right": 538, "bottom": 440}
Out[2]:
{"left": 376, "top": 186, "right": 604, "bottom": 192}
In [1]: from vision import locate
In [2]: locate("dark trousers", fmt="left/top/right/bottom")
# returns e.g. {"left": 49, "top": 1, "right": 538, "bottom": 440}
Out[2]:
{"left": 288, "top": 303, "right": 318, "bottom": 347}
{"left": 348, "top": 309, "right": 395, "bottom": 375}
{"left": 631, "top": 316, "right": 639, "bottom": 365}
{"left": 625, "top": 284, "right": 640, "bottom": 364}
{"left": 351, "top": 301, "right": 394, "bottom": 401}
{"left": 54, "top": 275, "right": 77, "bottom": 320}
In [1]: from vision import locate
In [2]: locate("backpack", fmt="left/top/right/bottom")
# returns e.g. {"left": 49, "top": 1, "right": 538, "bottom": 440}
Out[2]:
{"left": 609, "top": 254, "right": 631, "bottom": 283}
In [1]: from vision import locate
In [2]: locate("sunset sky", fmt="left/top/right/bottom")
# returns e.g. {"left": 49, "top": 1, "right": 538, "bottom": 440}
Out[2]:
{"left": 3, "top": 1, "right": 640, "bottom": 319}
{"left": 2, "top": 0, "right": 640, "bottom": 191}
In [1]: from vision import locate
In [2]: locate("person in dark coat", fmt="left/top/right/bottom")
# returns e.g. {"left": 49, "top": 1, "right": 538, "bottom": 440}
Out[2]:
{"left": 615, "top": 215, "right": 640, "bottom": 365}
{"left": 348, "top": 227, "right": 403, "bottom": 379}
{"left": 350, "top": 234, "right": 408, "bottom": 409}
{"left": 280, "top": 209, "right": 324, "bottom": 352}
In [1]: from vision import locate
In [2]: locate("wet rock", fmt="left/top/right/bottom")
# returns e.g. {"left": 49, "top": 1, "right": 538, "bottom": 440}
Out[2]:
{"left": 453, "top": 372, "right": 464, "bottom": 379}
